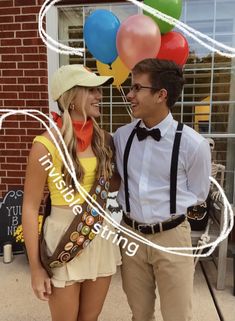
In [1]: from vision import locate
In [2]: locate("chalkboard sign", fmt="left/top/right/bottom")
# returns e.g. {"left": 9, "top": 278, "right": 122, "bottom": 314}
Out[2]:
{"left": 0, "top": 190, "right": 24, "bottom": 255}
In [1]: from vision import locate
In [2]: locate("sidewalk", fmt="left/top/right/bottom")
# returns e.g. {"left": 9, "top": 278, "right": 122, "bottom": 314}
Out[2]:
{"left": 0, "top": 254, "right": 234, "bottom": 321}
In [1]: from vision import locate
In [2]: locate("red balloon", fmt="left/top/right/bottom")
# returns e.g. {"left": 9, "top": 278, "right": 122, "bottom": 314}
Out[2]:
{"left": 157, "top": 31, "right": 189, "bottom": 66}
{"left": 116, "top": 14, "right": 161, "bottom": 70}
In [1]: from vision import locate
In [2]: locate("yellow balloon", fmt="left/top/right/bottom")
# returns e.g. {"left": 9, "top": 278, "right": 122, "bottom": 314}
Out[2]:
{"left": 96, "top": 56, "right": 130, "bottom": 87}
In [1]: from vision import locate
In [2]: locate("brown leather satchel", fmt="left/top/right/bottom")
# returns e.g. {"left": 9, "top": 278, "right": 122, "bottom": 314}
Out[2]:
{"left": 39, "top": 132, "right": 113, "bottom": 277}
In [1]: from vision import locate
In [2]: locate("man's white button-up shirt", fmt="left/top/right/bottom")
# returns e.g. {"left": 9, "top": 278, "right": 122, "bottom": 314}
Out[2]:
{"left": 113, "top": 113, "right": 211, "bottom": 224}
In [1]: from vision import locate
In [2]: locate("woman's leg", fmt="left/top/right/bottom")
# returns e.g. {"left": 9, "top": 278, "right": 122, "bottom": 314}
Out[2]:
{"left": 77, "top": 276, "right": 112, "bottom": 321}
{"left": 49, "top": 283, "right": 81, "bottom": 321}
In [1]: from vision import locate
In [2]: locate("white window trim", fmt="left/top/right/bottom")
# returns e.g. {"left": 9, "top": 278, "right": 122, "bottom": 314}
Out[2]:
{"left": 46, "top": 5, "right": 59, "bottom": 113}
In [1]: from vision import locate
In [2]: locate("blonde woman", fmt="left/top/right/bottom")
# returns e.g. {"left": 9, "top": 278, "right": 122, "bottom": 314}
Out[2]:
{"left": 22, "top": 65, "right": 121, "bottom": 321}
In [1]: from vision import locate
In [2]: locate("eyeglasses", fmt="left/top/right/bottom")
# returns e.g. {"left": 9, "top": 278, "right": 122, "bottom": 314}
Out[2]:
{"left": 129, "top": 83, "right": 160, "bottom": 93}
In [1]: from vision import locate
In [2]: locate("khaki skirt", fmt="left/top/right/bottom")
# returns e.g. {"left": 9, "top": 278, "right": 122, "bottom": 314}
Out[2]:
{"left": 43, "top": 206, "right": 122, "bottom": 288}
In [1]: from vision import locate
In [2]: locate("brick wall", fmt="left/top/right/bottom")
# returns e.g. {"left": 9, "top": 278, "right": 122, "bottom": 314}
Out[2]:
{"left": 0, "top": 0, "right": 49, "bottom": 199}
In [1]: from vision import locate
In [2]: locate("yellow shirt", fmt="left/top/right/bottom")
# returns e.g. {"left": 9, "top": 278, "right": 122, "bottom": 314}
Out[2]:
{"left": 33, "top": 136, "right": 97, "bottom": 206}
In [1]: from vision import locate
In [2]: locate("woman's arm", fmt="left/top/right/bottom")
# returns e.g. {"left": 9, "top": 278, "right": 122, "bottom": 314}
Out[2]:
{"left": 22, "top": 141, "right": 51, "bottom": 301}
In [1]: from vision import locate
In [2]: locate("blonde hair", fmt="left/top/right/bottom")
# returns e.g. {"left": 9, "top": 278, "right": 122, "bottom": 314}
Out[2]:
{"left": 57, "top": 86, "right": 113, "bottom": 189}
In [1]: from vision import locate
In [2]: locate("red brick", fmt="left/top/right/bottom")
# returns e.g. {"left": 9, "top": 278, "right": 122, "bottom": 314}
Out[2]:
{"left": 18, "top": 62, "right": 39, "bottom": 69}
{"left": 2, "top": 178, "right": 21, "bottom": 184}
{"left": 0, "top": 1, "right": 14, "bottom": 8}
{"left": 27, "top": 129, "right": 44, "bottom": 136}
{"left": 0, "top": 78, "right": 17, "bottom": 84}
{"left": 0, "top": 62, "right": 16, "bottom": 69}
{"left": 1, "top": 39, "right": 21, "bottom": 46}
{"left": 2, "top": 150, "right": 22, "bottom": 156}
{"left": 15, "top": 0, "right": 36, "bottom": 5}
{"left": 7, "top": 170, "right": 26, "bottom": 177}
{"left": 6, "top": 157, "right": 27, "bottom": 163}
{"left": 16, "top": 30, "right": 38, "bottom": 38}
{"left": 0, "top": 16, "right": 14, "bottom": 23}
{"left": 0, "top": 31, "right": 14, "bottom": 38}
{"left": 3, "top": 85, "right": 23, "bottom": 91}
{"left": 2, "top": 69, "right": 23, "bottom": 76}
{"left": 24, "top": 70, "right": 46, "bottom": 76}
{"left": 40, "top": 93, "right": 48, "bottom": 99}
{"left": 0, "top": 8, "right": 20, "bottom": 15}
{"left": 1, "top": 121, "right": 18, "bottom": 128}
{"left": 40, "top": 61, "right": 47, "bottom": 69}
{"left": 26, "top": 100, "right": 48, "bottom": 107}
{"left": 0, "top": 157, "right": 6, "bottom": 163}
{"left": 0, "top": 184, "right": 7, "bottom": 191}
{"left": 15, "top": 15, "right": 37, "bottom": 22}
{"left": 25, "top": 85, "right": 47, "bottom": 91}
{"left": 19, "top": 92, "right": 40, "bottom": 99}
{"left": 1, "top": 164, "right": 20, "bottom": 170}
{"left": 17, "top": 47, "right": 38, "bottom": 54}
{"left": 24, "top": 54, "right": 47, "bottom": 61}
{"left": 5, "top": 129, "right": 26, "bottom": 135}
{"left": 0, "top": 23, "right": 21, "bottom": 31}
{"left": 21, "top": 150, "right": 30, "bottom": 156}
{"left": 7, "top": 142, "right": 27, "bottom": 149}
{"left": 2, "top": 54, "right": 23, "bottom": 62}
{"left": 22, "top": 7, "right": 40, "bottom": 14}
{"left": 38, "top": 46, "right": 47, "bottom": 54}
{"left": 0, "top": 143, "right": 6, "bottom": 149}
{"left": 0, "top": 47, "right": 16, "bottom": 54}
{"left": 22, "top": 22, "right": 38, "bottom": 30}
{"left": 18, "top": 77, "right": 39, "bottom": 84}
{"left": 21, "top": 164, "right": 27, "bottom": 171}
{"left": 4, "top": 100, "right": 25, "bottom": 107}
{"left": 20, "top": 136, "right": 34, "bottom": 142}
{"left": 0, "top": 135, "right": 20, "bottom": 142}
{"left": 0, "top": 93, "right": 17, "bottom": 99}
{"left": 20, "top": 121, "right": 41, "bottom": 129}
{"left": 23, "top": 38, "right": 42, "bottom": 46}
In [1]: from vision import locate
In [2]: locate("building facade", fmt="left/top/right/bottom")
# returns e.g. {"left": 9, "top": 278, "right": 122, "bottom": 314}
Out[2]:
{"left": 0, "top": 0, "right": 235, "bottom": 234}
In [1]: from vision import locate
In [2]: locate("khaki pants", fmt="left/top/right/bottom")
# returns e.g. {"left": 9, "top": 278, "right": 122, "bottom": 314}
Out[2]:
{"left": 120, "top": 219, "right": 194, "bottom": 321}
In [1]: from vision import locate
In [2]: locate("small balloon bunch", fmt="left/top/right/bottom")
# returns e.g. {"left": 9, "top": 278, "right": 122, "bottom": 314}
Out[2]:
{"left": 84, "top": 0, "right": 189, "bottom": 88}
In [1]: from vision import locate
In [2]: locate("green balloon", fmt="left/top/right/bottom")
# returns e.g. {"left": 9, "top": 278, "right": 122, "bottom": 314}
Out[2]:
{"left": 144, "top": 0, "right": 182, "bottom": 34}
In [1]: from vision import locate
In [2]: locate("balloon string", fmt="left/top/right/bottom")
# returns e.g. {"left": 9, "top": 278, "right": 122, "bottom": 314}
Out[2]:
{"left": 119, "top": 85, "right": 133, "bottom": 119}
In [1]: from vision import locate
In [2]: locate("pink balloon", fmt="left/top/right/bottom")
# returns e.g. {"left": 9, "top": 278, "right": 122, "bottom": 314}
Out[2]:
{"left": 116, "top": 14, "right": 161, "bottom": 70}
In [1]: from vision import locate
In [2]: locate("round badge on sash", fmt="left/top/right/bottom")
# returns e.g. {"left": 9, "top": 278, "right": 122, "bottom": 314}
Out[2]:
{"left": 86, "top": 215, "right": 95, "bottom": 226}
{"left": 91, "top": 208, "right": 98, "bottom": 217}
{"left": 70, "top": 245, "right": 79, "bottom": 254}
{"left": 77, "top": 235, "right": 85, "bottom": 245}
{"left": 70, "top": 231, "right": 79, "bottom": 242}
{"left": 99, "top": 177, "right": 105, "bottom": 186}
{"left": 101, "top": 190, "right": 108, "bottom": 200}
{"left": 81, "top": 225, "right": 90, "bottom": 236}
{"left": 83, "top": 239, "right": 90, "bottom": 248}
{"left": 77, "top": 222, "right": 83, "bottom": 233}
{"left": 64, "top": 242, "right": 73, "bottom": 251}
{"left": 96, "top": 185, "right": 101, "bottom": 194}
{"left": 82, "top": 212, "right": 89, "bottom": 221}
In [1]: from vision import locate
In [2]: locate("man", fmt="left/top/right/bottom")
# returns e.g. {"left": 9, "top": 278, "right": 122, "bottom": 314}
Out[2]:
{"left": 113, "top": 58, "right": 211, "bottom": 321}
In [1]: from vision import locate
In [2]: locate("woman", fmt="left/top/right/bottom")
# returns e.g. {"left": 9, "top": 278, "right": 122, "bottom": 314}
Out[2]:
{"left": 22, "top": 64, "right": 121, "bottom": 321}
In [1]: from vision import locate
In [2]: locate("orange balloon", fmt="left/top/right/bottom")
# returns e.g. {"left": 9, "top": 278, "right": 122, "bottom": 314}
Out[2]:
{"left": 96, "top": 56, "right": 130, "bottom": 87}
{"left": 116, "top": 14, "right": 161, "bottom": 69}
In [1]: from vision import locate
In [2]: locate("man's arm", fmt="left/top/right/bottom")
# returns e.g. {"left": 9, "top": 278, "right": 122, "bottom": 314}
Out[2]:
{"left": 186, "top": 139, "right": 211, "bottom": 204}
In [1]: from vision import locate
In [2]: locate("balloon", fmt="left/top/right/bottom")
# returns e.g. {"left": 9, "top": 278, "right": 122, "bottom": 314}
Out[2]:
{"left": 116, "top": 14, "right": 161, "bottom": 70}
{"left": 84, "top": 9, "right": 120, "bottom": 65}
{"left": 96, "top": 57, "right": 130, "bottom": 88}
{"left": 157, "top": 31, "right": 189, "bottom": 65}
{"left": 144, "top": 0, "right": 182, "bottom": 34}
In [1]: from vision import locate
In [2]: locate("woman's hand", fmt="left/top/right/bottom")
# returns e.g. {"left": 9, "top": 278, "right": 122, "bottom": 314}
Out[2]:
{"left": 31, "top": 266, "right": 52, "bottom": 301}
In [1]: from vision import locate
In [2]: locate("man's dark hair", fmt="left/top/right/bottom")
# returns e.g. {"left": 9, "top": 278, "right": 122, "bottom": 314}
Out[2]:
{"left": 132, "top": 58, "right": 185, "bottom": 109}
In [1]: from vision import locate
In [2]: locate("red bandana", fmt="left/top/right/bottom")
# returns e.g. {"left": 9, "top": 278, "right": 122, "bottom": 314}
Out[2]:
{"left": 51, "top": 112, "right": 94, "bottom": 152}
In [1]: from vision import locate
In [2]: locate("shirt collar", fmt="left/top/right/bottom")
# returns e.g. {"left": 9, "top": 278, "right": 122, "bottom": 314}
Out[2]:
{"left": 140, "top": 113, "right": 173, "bottom": 138}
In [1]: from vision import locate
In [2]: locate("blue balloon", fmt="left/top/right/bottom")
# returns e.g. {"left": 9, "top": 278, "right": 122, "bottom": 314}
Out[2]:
{"left": 84, "top": 9, "right": 120, "bottom": 65}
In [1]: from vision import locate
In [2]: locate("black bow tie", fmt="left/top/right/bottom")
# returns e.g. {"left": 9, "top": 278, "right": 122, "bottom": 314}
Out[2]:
{"left": 136, "top": 127, "right": 161, "bottom": 141}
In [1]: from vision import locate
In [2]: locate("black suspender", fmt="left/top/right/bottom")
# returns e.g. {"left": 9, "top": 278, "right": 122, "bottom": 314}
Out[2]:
{"left": 123, "top": 121, "right": 184, "bottom": 215}
{"left": 123, "top": 120, "right": 141, "bottom": 214}
{"left": 170, "top": 123, "right": 184, "bottom": 214}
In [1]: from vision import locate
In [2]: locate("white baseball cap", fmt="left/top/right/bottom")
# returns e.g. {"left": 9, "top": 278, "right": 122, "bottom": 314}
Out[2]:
{"left": 51, "top": 64, "right": 114, "bottom": 101}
